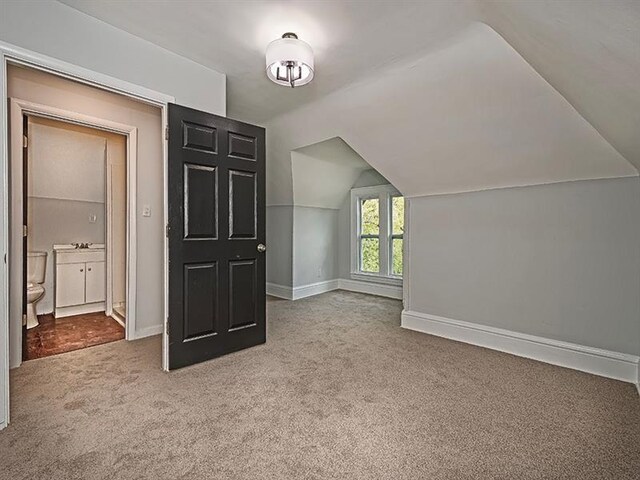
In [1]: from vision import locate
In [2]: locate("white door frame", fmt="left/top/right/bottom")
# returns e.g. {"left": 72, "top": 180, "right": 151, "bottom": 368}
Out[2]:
{"left": 10, "top": 98, "right": 138, "bottom": 342}
{"left": 0, "top": 41, "right": 174, "bottom": 430}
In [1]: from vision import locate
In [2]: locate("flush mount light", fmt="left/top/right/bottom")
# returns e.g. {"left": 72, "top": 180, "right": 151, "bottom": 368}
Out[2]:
{"left": 265, "top": 32, "right": 314, "bottom": 88}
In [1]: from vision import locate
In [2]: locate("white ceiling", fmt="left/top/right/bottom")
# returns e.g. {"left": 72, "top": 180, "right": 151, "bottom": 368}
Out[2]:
{"left": 266, "top": 23, "right": 636, "bottom": 203}
{"left": 57, "top": 0, "right": 477, "bottom": 123}
{"left": 57, "top": 0, "right": 640, "bottom": 171}
{"left": 292, "top": 137, "right": 370, "bottom": 209}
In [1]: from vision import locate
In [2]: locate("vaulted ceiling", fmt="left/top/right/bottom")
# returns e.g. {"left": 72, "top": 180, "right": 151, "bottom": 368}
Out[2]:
{"left": 57, "top": 0, "right": 639, "bottom": 200}
{"left": 58, "top": 0, "right": 640, "bottom": 172}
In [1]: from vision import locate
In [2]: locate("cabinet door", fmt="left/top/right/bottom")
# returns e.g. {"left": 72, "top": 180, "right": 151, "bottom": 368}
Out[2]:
{"left": 56, "top": 263, "right": 86, "bottom": 307}
{"left": 85, "top": 261, "right": 105, "bottom": 304}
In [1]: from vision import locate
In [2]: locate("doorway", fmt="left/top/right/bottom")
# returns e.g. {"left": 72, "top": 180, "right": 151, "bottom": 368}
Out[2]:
{"left": 0, "top": 49, "right": 173, "bottom": 430}
{"left": 8, "top": 92, "right": 142, "bottom": 369}
{"left": 22, "top": 115, "right": 128, "bottom": 360}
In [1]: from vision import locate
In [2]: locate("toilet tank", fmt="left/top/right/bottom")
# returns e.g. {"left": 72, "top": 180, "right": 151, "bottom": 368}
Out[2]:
{"left": 27, "top": 251, "right": 47, "bottom": 284}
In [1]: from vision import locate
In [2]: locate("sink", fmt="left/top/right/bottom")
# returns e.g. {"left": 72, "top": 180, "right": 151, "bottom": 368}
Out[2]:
{"left": 53, "top": 243, "right": 105, "bottom": 251}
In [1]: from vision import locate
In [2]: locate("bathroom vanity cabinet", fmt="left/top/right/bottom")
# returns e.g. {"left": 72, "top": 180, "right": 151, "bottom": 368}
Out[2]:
{"left": 54, "top": 245, "right": 106, "bottom": 318}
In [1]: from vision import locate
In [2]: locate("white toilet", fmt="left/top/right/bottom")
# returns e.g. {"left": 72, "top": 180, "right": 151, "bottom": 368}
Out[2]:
{"left": 26, "top": 251, "right": 47, "bottom": 329}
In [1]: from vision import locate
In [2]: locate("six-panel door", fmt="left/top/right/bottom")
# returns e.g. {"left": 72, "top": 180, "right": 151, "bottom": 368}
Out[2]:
{"left": 168, "top": 104, "right": 266, "bottom": 370}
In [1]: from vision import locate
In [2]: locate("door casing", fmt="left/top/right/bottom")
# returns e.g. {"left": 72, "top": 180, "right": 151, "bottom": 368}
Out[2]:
{"left": 0, "top": 41, "right": 175, "bottom": 430}
{"left": 10, "top": 99, "right": 138, "bottom": 358}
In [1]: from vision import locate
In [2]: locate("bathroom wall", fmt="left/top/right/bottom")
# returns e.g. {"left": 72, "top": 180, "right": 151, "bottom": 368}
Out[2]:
{"left": 109, "top": 142, "right": 127, "bottom": 311}
{"left": 26, "top": 117, "right": 126, "bottom": 315}
{"left": 8, "top": 65, "right": 161, "bottom": 347}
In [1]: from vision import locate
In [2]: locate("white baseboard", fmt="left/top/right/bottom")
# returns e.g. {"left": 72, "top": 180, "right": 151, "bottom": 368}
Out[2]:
{"left": 133, "top": 324, "right": 163, "bottom": 339}
{"left": 401, "top": 310, "right": 640, "bottom": 384}
{"left": 266, "top": 282, "right": 293, "bottom": 300}
{"left": 267, "top": 278, "right": 403, "bottom": 301}
{"left": 292, "top": 279, "right": 339, "bottom": 300}
{"left": 338, "top": 279, "right": 402, "bottom": 299}
{"left": 0, "top": 420, "right": 6, "bottom": 431}
{"left": 54, "top": 301, "right": 105, "bottom": 318}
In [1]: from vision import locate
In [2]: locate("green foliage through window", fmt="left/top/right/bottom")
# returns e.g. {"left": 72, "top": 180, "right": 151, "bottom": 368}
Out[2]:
{"left": 391, "top": 196, "right": 404, "bottom": 276}
{"left": 361, "top": 238, "right": 379, "bottom": 273}
{"left": 392, "top": 197, "right": 404, "bottom": 235}
{"left": 355, "top": 189, "right": 403, "bottom": 278}
{"left": 392, "top": 238, "right": 403, "bottom": 275}
{"left": 360, "top": 198, "right": 380, "bottom": 272}
{"left": 360, "top": 198, "right": 379, "bottom": 234}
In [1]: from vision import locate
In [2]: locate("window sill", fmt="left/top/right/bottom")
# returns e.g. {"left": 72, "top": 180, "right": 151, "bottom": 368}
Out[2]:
{"left": 350, "top": 272, "right": 402, "bottom": 286}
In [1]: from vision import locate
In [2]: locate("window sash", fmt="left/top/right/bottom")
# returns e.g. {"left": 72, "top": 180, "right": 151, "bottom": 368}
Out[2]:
{"left": 350, "top": 185, "right": 402, "bottom": 281}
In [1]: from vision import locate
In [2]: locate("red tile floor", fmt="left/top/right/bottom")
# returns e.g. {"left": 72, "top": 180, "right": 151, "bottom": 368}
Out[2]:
{"left": 25, "top": 312, "right": 125, "bottom": 360}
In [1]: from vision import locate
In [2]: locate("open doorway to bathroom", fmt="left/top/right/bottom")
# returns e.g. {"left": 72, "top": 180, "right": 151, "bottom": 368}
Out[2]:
{"left": 23, "top": 116, "right": 127, "bottom": 360}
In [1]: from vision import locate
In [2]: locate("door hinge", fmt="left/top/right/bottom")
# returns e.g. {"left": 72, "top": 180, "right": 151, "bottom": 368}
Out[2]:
{"left": 22, "top": 314, "right": 26, "bottom": 325}
{"left": 165, "top": 223, "right": 170, "bottom": 238}
{"left": 166, "top": 318, "right": 170, "bottom": 336}
{"left": 23, "top": 225, "right": 28, "bottom": 237}
{"left": 165, "top": 126, "right": 169, "bottom": 141}
{"left": 23, "top": 135, "right": 28, "bottom": 148}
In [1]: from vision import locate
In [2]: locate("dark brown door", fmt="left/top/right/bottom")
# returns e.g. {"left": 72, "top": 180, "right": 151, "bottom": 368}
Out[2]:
{"left": 168, "top": 104, "right": 266, "bottom": 370}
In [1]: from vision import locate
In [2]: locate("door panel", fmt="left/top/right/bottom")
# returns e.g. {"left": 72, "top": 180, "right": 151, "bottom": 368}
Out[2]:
{"left": 85, "top": 261, "right": 105, "bottom": 304}
{"left": 168, "top": 104, "right": 266, "bottom": 370}
{"left": 228, "top": 132, "right": 257, "bottom": 160}
{"left": 229, "top": 170, "right": 257, "bottom": 239}
{"left": 56, "top": 263, "right": 86, "bottom": 307}
{"left": 184, "top": 163, "right": 217, "bottom": 240}
{"left": 229, "top": 259, "right": 257, "bottom": 330}
{"left": 183, "top": 262, "right": 218, "bottom": 340}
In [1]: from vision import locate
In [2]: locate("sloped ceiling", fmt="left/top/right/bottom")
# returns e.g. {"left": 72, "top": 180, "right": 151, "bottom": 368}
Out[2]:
{"left": 267, "top": 23, "right": 636, "bottom": 203}
{"left": 478, "top": 0, "right": 640, "bottom": 172}
{"left": 57, "top": 0, "right": 477, "bottom": 124}
{"left": 291, "top": 137, "right": 372, "bottom": 209}
{"left": 54, "top": 0, "right": 639, "bottom": 201}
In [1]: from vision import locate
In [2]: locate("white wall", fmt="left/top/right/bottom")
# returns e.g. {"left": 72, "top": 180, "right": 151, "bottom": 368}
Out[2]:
{"left": 29, "top": 118, "right": 106, "bottom": 203}
{"left": 292, "top": 207, "right": 339, "bottom": 287}
{"left": 25, "top": 117, "right": 126, "bottom": 315}
{"left": 405, "top": 177, "right": 640, "bottom": 356}
{"left": 109, "top": 139, "right": 127, "bottom": 309}
{"left": 266, "top": 206, "right": 293, "bottom": 287}
{"left": 8, "top": 65, "right": 163, "bottom": 357}
{"left": 0, "top": 0, "right": 226, "bottom": 115}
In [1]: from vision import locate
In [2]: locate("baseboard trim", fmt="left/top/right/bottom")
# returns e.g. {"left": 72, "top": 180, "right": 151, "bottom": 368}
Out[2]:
{"left": 338, "top": 279, "right": 402, "bottom": 299}
{"left": 54, "top": 301, "right": 105, "bottom": 319}
{"left": 292, "top": 280, "right": 339, "bottom": 300}
{"left": 133, "top": 324, "right": 163, "bottom": 340}
{"left": 0, "top": 420, "right": 6, "bottom": 431}
{"left": 266, "top": 283, "right": 293, "bottom": 300}
{"left": 401, "top": 310, "right": 640, "bottom": 384}
{"left": 267, "top": 278, "right": 403, "bottom": 301}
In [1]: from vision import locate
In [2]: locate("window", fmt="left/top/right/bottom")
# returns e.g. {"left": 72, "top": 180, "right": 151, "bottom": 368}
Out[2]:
{"left": 351, "top": 185, "right": 404, "bottom": 284}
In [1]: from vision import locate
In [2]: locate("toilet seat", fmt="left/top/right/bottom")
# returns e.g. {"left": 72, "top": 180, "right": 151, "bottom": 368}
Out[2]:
{"left": 27, "top": 283, "right": 44, "bottom": 295}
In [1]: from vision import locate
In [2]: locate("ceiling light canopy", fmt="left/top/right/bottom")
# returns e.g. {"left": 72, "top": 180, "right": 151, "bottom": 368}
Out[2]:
{"left": 266, "top": 32, "right": 314, "bottom": 88}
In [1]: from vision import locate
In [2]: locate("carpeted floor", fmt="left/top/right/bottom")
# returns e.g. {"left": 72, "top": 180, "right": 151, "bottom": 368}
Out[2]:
{"left": 2, "top": 291, "right": 639, "bottom": 479}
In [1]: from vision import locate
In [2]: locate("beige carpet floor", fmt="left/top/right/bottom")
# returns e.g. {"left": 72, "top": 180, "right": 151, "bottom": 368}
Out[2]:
{"left": 1, "top": 291, "right": 639, "bottom": 479}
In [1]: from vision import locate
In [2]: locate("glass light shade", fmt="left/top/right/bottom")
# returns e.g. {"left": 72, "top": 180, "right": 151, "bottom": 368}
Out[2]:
{"left": 265, "top": 35, "right": 314, "bottom": 87}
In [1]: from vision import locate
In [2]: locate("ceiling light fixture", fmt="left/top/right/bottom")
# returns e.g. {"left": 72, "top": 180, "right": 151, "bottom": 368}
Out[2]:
{"left": 265, "top": 32, "right": 314, "bottom": 88}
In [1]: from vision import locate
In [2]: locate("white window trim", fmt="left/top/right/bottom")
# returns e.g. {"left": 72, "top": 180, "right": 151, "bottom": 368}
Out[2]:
{"left": 350, "top": 184, "right": 403, "bottom": 286}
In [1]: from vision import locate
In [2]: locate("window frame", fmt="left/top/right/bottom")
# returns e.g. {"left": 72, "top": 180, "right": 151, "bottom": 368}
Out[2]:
{"left": 350, "top": 184, "right": 403, "bottom": 286}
